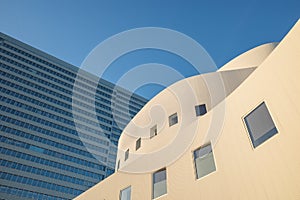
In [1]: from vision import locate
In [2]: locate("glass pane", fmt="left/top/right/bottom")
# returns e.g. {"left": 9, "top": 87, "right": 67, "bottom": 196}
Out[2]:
{"left": 153, "top": 169, "right": 166, "bottom": 183}
{"left": 244, "top": 102, "right": 278, "bottom": 148}
{"left": 168, "top": 113, "right": 178, "bottom": 127}
{"left": 136, "top": 138, "right": 141, "bottom": 150}
{"left": 194, "top": 144, "right": 212, "bottom": 159}
{"left": 194, "top": 144, "right": 216, "bottom": 179}
{"left": 150, "top": 125, "right": 157, "bottom": 138}
{"left": 125, "top": 149, "right": 129, "bottom": 161}
{"left": 195, "top": 104, "right": 207, "bottom": 116}
{"left": 153, "top": 169, "right": 167, "bottom": 199}
{"left": 153, "top": 180, "right": 166, "bottom": 199}
{"left": 120, "top": 186, "right": 131, "bottom": 200}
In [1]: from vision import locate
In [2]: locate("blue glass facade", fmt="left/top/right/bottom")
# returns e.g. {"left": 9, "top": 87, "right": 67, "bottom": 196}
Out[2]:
{"left": 0, "top": 32, "right": 147, "bottom": 200}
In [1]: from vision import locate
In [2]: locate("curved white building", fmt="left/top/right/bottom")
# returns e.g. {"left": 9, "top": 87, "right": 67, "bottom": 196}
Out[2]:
{"left": 75, "top": 19, "right": 300, "bottom": 200}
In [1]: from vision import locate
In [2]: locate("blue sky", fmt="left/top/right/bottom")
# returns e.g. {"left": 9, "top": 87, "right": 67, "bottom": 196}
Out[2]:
{"left": 1, "top": 0, "right": 299, "bottom": 99}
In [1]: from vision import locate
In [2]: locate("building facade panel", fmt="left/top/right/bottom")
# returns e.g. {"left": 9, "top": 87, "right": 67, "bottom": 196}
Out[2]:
{"left": 74, "top": 20, "right": 300, "bottom": 200}
{"left": 0, "top": 32, "right": 147, "bottom": 199}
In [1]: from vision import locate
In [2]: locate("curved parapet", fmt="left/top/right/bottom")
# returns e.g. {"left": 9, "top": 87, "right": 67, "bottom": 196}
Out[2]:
{"left": 75, "top": 19, "right": 300, "bottom": 200}
{"left": 218, "top": 42, "right": 278, "bottom": 72}
{"left": 115, "top": 44, "right": 271, "bottom": 172}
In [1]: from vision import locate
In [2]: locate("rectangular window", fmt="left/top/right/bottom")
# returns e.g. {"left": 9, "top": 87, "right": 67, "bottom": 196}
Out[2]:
{"left": 150, "top": 125, "right": 157, "bottom": 138}
{"left": 153, "top": 168, "right": 167, "bottom": 199}
{"left": 120, "top": 186, "right": 131, "bottom": 200}
{"left": 29, "top": 145, "right": 44, "bottom": 153}
{"left": 117, "top": 160, "right": 120, "bottom": 170}
{"left": 244, "top": 102, "right": 278, "bottom": 148}
{"left": 193, "top": 143, "right": 216, "bottom": 179}
{"left": 168, "top": 113, "right": 178, "bottom": 127}
{"left": 136, "top": 138, "right": 141, "bottom": 150}
{"left": 195, "top": 104, "right": 207, "bottom": 116}
{"left": 125, "top": 149, "right": 129, "bottom": 161}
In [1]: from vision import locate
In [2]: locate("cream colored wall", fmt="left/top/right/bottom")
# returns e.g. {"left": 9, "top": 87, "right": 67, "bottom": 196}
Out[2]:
{"left": 74, "top": 19, "right": 300, "bottom": 200}
{"left": 218, "top": 42, "right": 277, "bottom": 71}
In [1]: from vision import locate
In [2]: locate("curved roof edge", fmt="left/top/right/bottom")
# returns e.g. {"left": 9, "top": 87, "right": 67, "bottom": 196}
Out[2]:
{"left": 218, "top": 42, "right": 278, "bottom": 72}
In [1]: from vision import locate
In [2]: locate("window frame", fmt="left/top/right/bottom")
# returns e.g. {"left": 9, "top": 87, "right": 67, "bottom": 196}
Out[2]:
{"left": 192, "top": 142, "right": 216, "bottom": 180}
{"left": 150, "top": 125, "right": 158, "bottom": 139}
{"left": 168, "top": 113, "right": 178, "bottom": 127}
{"left": 124, "top": 149, "right": 129, "bottom": 161}
{"left": 136, "top": 138, "right": 141, "bottom": 150}
{"left": 119, "top": 185, "right": 131, "bottom": 200}
{"left": 152, "top": 168, "right": 167, "bottom": 199}
{"left": 195, "top": 104, "right": 207, "bottom": 116}
{"left": 242, "top": 101, "right": 278, "bottom": 149}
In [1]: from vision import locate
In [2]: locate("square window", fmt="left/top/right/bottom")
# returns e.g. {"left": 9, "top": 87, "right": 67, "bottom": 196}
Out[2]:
{"left": 152, "top": 168, "right": 167, "bottom": 199}
{"left": 124, "top": 149, "right": 129, "bottom": 161}
{"left": 195, "top": 104, "right": 207, "bottom": 116}
{"left": 150, "top": 125, "right": 157, "bottom": 138}
{"left": 193, "top": 143, "right": 216, "bottom": 179}
{"left": 120, "top": 186, "right": 131, "bottom": 200}
{"left": 244, "top": 102, "right": 278, "bottom": 148}
{"left": 168, "top": 113, "right": 178, "bottom": 127}
{"left": 136, "top": 138, "right": 141, "bottom": 150}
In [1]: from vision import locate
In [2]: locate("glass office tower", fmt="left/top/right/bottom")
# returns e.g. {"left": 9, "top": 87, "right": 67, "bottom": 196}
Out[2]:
{"left": 0, "top": 32, "right": 147, "bottom": 200}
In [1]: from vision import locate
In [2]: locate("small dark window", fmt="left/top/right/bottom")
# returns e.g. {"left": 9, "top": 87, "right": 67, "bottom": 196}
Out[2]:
{"left": 136, "top": 138, "right": 141, "bottom": 150}
{"left": 168, "top": 113, "right": 178, "bottom": 127}
{"left": 125, "top": 149, "right": 129, "bottom": 161}
{"left": 150, "top": 125, "right": 158, "bottom": 138}
{"left": 195, "top": 104, "right": 207, "bottom": 116}
{"left": 244, "top": 102, "right": 278, "bottom": 148}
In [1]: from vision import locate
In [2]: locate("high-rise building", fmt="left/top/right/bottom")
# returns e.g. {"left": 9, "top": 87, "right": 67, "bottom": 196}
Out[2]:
{"left": 0, "top": 32, "right": 147, "bottom": 200}
{"left": 75, "top": 20, "right": 300, "bottom": 200}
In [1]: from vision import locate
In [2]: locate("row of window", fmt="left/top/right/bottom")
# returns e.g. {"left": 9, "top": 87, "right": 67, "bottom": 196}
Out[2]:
{"left": 0, "top": 102, "right": 110, "bottom": 140}
{"left": 124, "top": 100, "right": 277, "bottom": 164}
{"left": 119, "top": 101, "right": 278, "bottom": 199}
{"left": 2, "top": 43, "right": 117, "bottom": 96}
{"left": 0, "top": 185, "right": 65, "bottom": 200}
{"left": 2, "top": 92, "right": 113, "bottom": 132}
{"left": 122, "top": 104, "right": 207, "bottom": 162}
{"left": 0, "top": 147, "right": 102, "bottom": 179}
{"left": 0, "top": 64, "right": 118, "bottom": 124}
{"left": 0, "top": 134, "right": 106, "bottom": 169}
{"left": 0, "top": 159, "right": 95, "bottom": 187}
{"left": 0, "top": 110, "right": 115, "bottom": 163}
{"left": 112, "top": 98, "right": 135, "bottom": 111}
{"left": 0, "top": 48, "right": 145, "bottom": 111}
{"left": 0, "top": 89, "right": 111, "bottom": 138}
{"left": 0, "top": 73, "right": 130, "bottom": 134}
{"left": 117, "top": 89, "right": 146, "bottom": 107}
{"left": 0, "top": 102, "right": 108, "bottom": 155}
{"left": 0, "top": 87, "right": 128, "bottom": 153}
{"left": 120, "top": 143, "right": 216, "bottom": 200}
{"left": 0, "top": 68, "right": 113, "bottom": 120}
{"left": 0, "top": 172, "right": 83, "bottom": 196}
{"left": 2, "top": 42, "right": 146, "bottom": 110}
{"left": 151, "top": 143, "right": 216, "bottom": 198}
{"left": 1, "top": 53, "right": 143, "bottom": 131}
{"left": 0, "top": 106, "right": 107, "bottom": 159}
{"left": 0, "top": 59, "right": 137, "bottom": 122}
{"left": 1, "top": 60, "right": 72, "bottom": 95}
{"left": 0, "top": 39, "right": 145, "bottom": 199}
{"left": 2, "top": 43, "right": 78, "bottom": 79}
{"left": 0, "top": 84, "right": 117, "bottom": 136}
{"left": 0, "top": 56, "right": 131, "bottom": 115}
